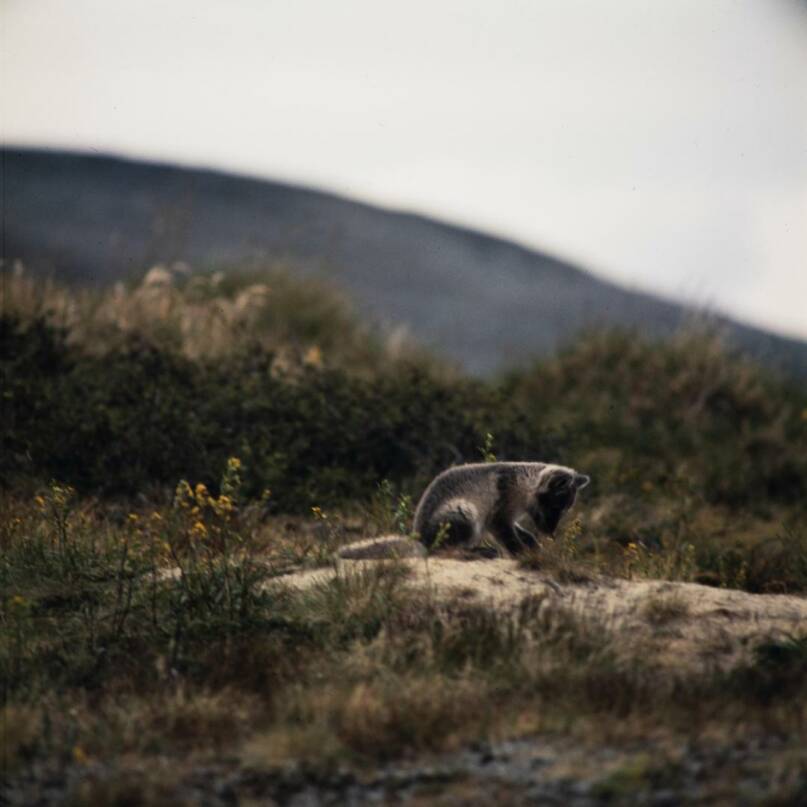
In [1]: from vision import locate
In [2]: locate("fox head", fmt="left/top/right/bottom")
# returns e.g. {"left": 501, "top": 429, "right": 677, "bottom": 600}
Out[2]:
{"left": 529, "top": 466, "right": 590, "bottom": 536}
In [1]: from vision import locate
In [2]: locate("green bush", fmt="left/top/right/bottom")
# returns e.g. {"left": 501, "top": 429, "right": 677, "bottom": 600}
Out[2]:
{"left": 0, "top": 316, "right": 554, "bottom": 508}
{"left": 3, "top": 314, "right": 806, "bottom": 518}
{"left": 502, "top": 329, "right": 807, "bottom": 507}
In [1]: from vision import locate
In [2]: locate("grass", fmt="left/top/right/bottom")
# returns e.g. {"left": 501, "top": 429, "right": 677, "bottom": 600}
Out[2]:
{"left": 2, "top": 480, "right": 805, "bottom": 759}
{"left": 642, "top": 594, "right": 691, "bottom": 626}
{"left": 2, "top": 486, "right": 806, "bottom": 804}
{"left": 1, "top": 261, "right": 431, "bottom": 371}
{"left": 2, "top": 266, "right": 807, "bottom": 801}
{"left": 518, "top": 507, "right": 807, "bottom": 597}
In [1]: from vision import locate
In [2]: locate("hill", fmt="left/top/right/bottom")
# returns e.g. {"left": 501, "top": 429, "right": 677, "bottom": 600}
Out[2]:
{"left": 4, "top": 147, "right": 807, "bottom": 375}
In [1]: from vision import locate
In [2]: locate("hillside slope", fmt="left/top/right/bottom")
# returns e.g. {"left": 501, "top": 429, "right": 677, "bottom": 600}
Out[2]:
{"left": 4, "top": 147, "right": 806, "bottom": 375}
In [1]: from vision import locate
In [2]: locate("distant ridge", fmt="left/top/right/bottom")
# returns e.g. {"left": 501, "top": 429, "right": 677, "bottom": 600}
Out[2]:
{"left": 3, "top": 147, "right": 807, "bottom": 376}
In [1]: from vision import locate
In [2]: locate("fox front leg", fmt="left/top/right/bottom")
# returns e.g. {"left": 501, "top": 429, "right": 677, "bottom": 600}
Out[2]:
{"left": 491, "top": 517, "right": 536, "bottom": 555}
{"left": 513, "top": 522, "right": 539, "bottom": 550}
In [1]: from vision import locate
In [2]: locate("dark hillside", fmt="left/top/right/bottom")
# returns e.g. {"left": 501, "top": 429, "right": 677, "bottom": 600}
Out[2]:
{"left": 4, "top": 147, "right": 807, "bottom": 375}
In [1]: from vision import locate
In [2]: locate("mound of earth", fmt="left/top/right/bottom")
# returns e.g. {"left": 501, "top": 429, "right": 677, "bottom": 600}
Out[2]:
{"left": 278, "top": 541, "right": 807, "bottom": 674}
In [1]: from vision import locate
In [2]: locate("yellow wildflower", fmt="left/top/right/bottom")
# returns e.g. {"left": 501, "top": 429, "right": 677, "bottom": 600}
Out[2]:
{"left": 175, "top": 480, "right": 193, "bottom": 507}
{"left": 72, "top": 745, "right": 89, "bottom": 765}
{"left": 227, "top": 457, "right": 241, "bottom": 470}
{"left": 50, "top": 483, "right": 74, "bottom": 507}
{"left": 127, "top": 513, "right": 139, "bottom": 523}
{"left": 191, "top": 521, "right": 208, "bottom": 538}
{"left": 212, "top": 495, "right": 234, "bottom": 517}
{"left": 9, "top": 595, "right": 27, "bottom": 609}
{"left": 194, "top": 483, "right": 208, "bottom": 502}
{"left": 303, "top": 345, "right": 323, "bottom": 368}
{"left": 150, "top": 511, "right": 163, "bottom": 522}
{"left": 34, "top": 495, "right": 46, "bottom": 510}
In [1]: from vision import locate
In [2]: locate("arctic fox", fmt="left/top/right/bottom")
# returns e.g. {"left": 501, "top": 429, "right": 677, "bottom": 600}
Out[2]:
{"left": 414, "top": 462, "right": 589, "bottom": 554}
{"left": 337, "top": 462, "right": 589, "bottom": 560}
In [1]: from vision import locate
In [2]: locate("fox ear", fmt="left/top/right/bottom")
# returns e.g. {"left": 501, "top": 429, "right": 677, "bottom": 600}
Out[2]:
{"left": 573, "top": 473, "right": 590, "bottom": 490}
{"left": 546, "top": 469, "right": 575, "bottom": 492}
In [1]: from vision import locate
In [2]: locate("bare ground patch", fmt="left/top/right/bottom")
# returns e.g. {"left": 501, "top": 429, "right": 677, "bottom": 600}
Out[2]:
{"left": 276, "top": 540, "right": 807, "bottom": 674}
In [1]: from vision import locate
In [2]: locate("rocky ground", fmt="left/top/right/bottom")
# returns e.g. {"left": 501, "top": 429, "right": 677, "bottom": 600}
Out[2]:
{"left": 5, "top": 732, "right": 804, "bottom": 806}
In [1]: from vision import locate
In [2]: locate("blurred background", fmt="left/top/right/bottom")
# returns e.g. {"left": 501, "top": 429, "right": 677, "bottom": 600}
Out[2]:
{"left": 3, "top": 0, "right": 806, "bottom": 372}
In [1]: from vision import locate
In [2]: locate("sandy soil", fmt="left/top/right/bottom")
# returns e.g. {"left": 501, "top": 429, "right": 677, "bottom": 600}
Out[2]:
{"left": 277, "top": 536, "right": 807, "bottom": 673}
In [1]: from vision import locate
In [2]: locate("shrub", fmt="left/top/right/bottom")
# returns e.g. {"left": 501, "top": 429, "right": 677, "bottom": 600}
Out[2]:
{"left": 0, "top": 316, "right": 553, "bottom": 508}
{"left": 502, "top": 328, "right": 807, "bottom": 507}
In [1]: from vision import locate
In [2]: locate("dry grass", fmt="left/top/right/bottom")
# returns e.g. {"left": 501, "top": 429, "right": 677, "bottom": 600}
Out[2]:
{"left": 642, "top": 594, "right": 691, "bottom": 626}
{"left": 518, "top": 517, "right": 598, "bottom": 583}
{"left": 1, "top": 261, "right": 428, "bottom": 371}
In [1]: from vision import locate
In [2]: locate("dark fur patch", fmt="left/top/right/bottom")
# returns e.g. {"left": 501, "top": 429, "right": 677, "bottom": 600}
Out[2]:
{"left": 534, "top": 487, "right": 576, "bottom": 535}
{"left": 421, "top": 515, "right": 474, "bottom": 548}
{"left": 547, "top": 469, "right": 574, "bottom": 492}
{"left": 495, "top": 466, "right": 519, "bottom": 516}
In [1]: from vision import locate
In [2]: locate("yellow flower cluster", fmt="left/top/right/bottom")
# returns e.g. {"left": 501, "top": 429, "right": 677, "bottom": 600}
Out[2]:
{"left": 173, "top": 462, "right": 242, "bottom": 543}
{"left": 48, "top": 482, "right": 75, "bottom": 508}
{"left": 303, "top": 344, "right": 323, "bottom": 368}
{"left": 176, "top": 480, "right": 234, "bottom": 515}
{"left": 175, "top": 479, "right": 193, "bottom": 505}
{"left": 72, "top": 745, "right": 89, "bottom": 765}
{"left": 33, "top": 483, "right": 76, "bottom": 511}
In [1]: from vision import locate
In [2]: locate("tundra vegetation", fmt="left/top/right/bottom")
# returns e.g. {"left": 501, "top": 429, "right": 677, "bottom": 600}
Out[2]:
{"left": 2, "top": 265, "right": 807, "bottom": 803}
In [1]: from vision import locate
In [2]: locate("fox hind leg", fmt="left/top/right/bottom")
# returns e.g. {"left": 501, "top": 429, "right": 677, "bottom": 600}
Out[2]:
{"left": 422, "top": 503, "right": 480, "bottom": 549}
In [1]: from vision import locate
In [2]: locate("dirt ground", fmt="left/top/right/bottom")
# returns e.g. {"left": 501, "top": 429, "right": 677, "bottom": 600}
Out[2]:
{"left": 280, "top": 536, "right": 807, "bottom": 674}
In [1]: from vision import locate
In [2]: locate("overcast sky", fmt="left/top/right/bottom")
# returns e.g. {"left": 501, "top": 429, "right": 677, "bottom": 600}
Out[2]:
{"left": 3, "top": 0, "right": 806, "bottom": 339}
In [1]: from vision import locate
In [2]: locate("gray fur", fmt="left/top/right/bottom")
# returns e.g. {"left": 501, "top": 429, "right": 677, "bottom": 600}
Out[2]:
{"left": 413, "top": 462, "right": 590, "bottom": 555}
